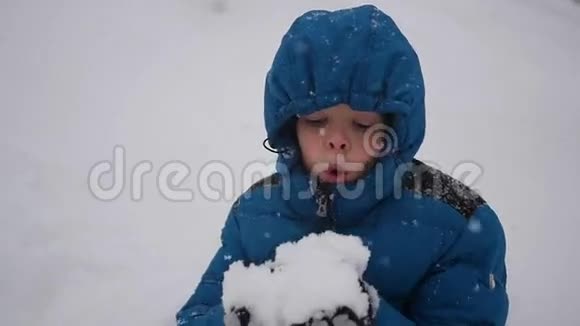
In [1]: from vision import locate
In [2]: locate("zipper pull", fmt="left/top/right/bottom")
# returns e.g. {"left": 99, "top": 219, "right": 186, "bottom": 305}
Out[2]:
{"left": 315, "top": 193, "right": 328, "bottom": 218}
{"left": 313, "top": 178, "right": 331, "bottom": 218}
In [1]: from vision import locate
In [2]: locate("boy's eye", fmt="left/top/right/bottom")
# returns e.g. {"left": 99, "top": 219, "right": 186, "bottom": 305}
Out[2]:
{"left": 305, "top": 118, "right": 327, "bottom": 127}
{"left": 353, "top": 122, "right": 372, "bottom": 130}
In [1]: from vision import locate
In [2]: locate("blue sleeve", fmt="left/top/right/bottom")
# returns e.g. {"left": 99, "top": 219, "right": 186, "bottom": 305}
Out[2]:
{"left": 374, "top": 204, "right": 509, "bottom": 325}
{"left": 176, "top": 206, "right": 246, "bottom": 326}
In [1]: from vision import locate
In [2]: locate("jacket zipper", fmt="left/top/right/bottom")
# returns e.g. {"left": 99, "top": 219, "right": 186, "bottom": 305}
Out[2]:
{"left": 314, "top": 182, "right": 337, "bottom": 231}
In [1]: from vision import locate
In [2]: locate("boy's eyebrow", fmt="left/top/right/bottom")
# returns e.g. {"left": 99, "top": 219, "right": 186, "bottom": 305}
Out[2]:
{"left": 353, "top": 113, "right": 382, "bottom": 121}
{"left": 353, "top": 113, "right": 380, "bottom": 119}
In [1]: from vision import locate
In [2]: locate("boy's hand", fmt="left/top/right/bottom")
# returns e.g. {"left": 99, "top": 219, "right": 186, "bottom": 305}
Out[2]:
{"left": 224, "top": 281, "right": 376, "bottom": 326}
{"left": 224, "top": 306, "right": 252, "bottom": 326}
{"left": 290, "top": 306, "right": 372, "bottom": 326}
{"left": 225, "top": 305, "right": 373, "bottom": 326}
{"left": 290, "top": 279, "right": 376, "bottom": 326}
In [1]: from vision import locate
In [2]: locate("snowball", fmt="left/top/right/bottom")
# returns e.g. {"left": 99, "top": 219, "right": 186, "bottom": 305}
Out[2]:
{"left": 222, "top": 231, "right": 374, "bottom": 325}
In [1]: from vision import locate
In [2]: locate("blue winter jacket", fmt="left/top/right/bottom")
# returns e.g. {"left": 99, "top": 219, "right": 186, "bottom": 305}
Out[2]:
{"left": 177, "top": 5, "right": 508, "bottom": 325}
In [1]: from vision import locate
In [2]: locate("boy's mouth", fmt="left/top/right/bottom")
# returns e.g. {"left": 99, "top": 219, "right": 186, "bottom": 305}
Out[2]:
{"left": 319, "top": 164, "right": 352, "bottom": 183}
{"left": 312, "top": 160, "right": 367, "bottom": 184}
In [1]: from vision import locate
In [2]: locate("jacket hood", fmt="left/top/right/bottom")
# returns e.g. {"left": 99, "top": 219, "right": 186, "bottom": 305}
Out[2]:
{"left": 264, "top": 4, "right": 426, "bottom": 166}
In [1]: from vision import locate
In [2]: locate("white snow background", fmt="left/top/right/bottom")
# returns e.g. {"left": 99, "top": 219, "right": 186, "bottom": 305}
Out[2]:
{"left": 1, "top": 0, "right": 579, "bottom": 325}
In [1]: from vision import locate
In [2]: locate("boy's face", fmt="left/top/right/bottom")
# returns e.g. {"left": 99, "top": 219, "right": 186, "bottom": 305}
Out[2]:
{"left": 296, "top": 104, "right": 384, "bottom": 184}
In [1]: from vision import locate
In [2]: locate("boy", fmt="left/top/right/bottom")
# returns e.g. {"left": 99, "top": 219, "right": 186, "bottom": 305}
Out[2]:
{"left": 177, "top": 5, "right": 508, "bottom": 325}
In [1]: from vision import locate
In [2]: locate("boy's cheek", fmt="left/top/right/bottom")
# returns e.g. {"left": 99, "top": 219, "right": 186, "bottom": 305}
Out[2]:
{"left": 300, "top": 151, "right": 319, "bottom": 173}
{"left": 349, "top": 146, "right": 376, "bottom": 164}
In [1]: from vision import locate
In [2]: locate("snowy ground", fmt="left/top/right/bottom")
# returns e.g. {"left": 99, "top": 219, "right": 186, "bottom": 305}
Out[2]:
{"left": 1, "top": 0, "right": 579, "bottom": 325}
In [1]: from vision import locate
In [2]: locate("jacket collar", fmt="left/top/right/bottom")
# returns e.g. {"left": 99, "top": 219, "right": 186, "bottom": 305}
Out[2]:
{"left": 280, "top": 154, "right": 404, "bottom": 228}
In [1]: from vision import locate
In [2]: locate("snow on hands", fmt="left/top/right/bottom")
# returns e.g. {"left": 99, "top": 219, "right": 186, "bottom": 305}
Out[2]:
{"left": 222, "top": 231, "right": 378, "bottom": 325}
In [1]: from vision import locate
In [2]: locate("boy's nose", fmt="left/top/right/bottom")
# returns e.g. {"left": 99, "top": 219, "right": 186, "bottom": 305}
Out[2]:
{"left": 326, "top": 133, "right": 350, "bottom": 152}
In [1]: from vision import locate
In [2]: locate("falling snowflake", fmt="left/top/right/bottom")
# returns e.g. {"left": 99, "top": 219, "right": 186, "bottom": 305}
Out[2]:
{"left": 467, "top": 218, "right": 482, "bottom": 233}
{"left": 379, "top": 256, "right": 391, "bottom": 267}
